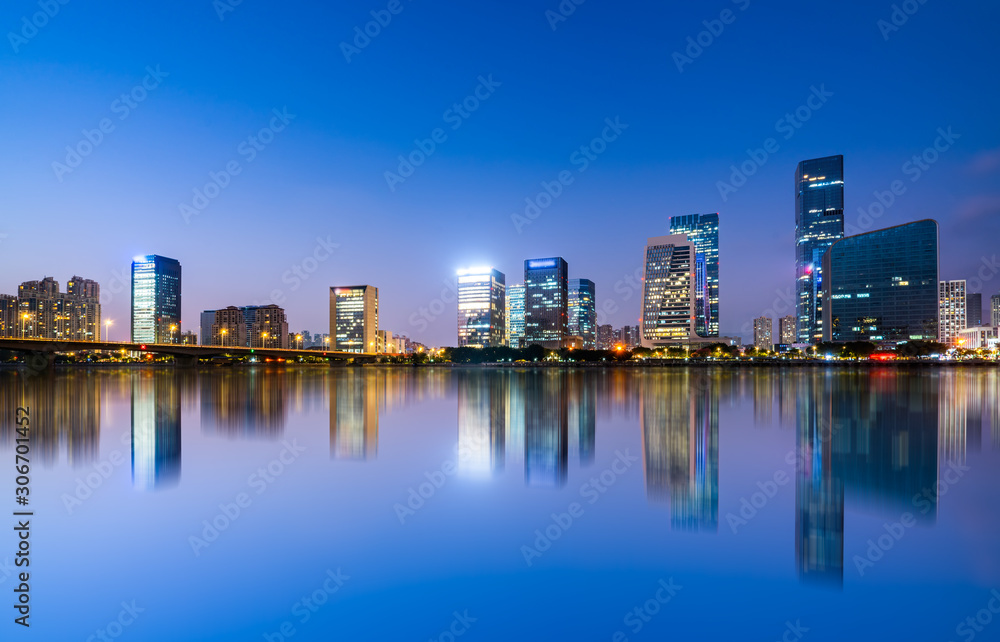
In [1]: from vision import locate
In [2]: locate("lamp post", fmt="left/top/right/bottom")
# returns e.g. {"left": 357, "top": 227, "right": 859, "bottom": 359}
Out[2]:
{"left": 105, "top": 319, "right": 112, "bottom": 343}
{"left": 261, "top": 331, "right": 268, "bottom": 349}
{"left": 170, "top": 324, "right": 177, "bottom": 345}
{"left": 21, "top": 313, "right": 29, "bottom": 339}
{"left": 296, "top": 334, "right": 302, "bottom": 350}
{"left": 221, "top": 328, "right": 228, "bottom": 348}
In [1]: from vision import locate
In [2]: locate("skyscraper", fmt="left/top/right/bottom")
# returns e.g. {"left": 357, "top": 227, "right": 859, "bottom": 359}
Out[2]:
{"left": 330, "top": 286, "right": 378, "bottom": 353}
{"left": 506, "top": 284, "right": 525, "bottom": 348}
{"left": 641, "top": 235, "right": 696, "bottom": 348}
{"left": 457, "top": 267, "right": 505, "bottom": 348}
{"left": 754, "top": 317, "right": 773, "bottom": 351}
{"left": 795, "top": 155, "right": 845, "bottom": 344}
{"left": 822, "top": 220, "right": 939, "bottom": 345}
{"left": 200, "top": 310, "right": 216, "bottom": 346}
{"left": 670, "top": 213, "right": 720, "bottom": 337}
{"left": 524, "top": 258, "right": 568, "bottom": 348}
{"left": 939, "top": 280, "right": 967, "bottom": 344}
{"left": 779, "top": 315, "right": 797, "bottom": 345}
{"left": 966, "top": 293, "right": 983, "bottom": 327}
{"left": 17, "top": 276, "right": 101, "bottom": 341}
{"left": 993, "top": 294, "right": 1000, "bottom": 327}
{"left": 568, "top": 278, "right": 596, "bottom": 348}
{"left": 131, "top": 255, "right": 181, "bottom": 344}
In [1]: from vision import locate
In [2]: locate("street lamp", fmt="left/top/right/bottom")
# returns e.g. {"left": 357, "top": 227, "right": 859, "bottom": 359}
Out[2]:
{"left": 105, "top": 319, "right": 113, "bottom": 343}
{"left": 296, "top": 334, "right": 303, "bottom": 350}
{"left": 221, "top": 328, "right": 228, "bottom": 348}
{"left": 261, "top": 331, "right": 268, "bottom": 349}
{"left": 170, "top": 324, "right": 177, "bottom": 344}
{"left": 324, "top": 336, "right": 330, "bottom": 350}
{"left": 21, "top": 313, "right": 29, "bottom": 339}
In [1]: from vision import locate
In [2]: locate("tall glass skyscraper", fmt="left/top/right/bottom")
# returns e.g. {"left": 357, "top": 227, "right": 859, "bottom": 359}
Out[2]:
{"left": 506, "top": 284, "right": 525, "bottom": 348}
{"left": 821, "top": 220, "right": 939, "bottom": 344}
{"left": 330, "top": 285, "right": 378, "bottom": 353}
{"left": 568, "top": 278, "right": 596, "bottom": 348}
{"left": 669, "top": 213, "right": 719, "bottom": 337}
{"left": 795, "top": 155, "right": 844, "bottom": 344}
{"left": 131, "top": 255, "right": 182, "bottom": 344}
{"left": 456, "top": 267, "right": 505, "bottom": 348}
{"left": 641, "top": 235, "right": 695, "bottom": 347}
{"left": 524, "top": 257, "right": 568, "bottom": 348}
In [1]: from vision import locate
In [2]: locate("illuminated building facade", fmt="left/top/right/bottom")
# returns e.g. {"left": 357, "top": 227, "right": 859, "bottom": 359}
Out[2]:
{"left": 16, "top": 275, "right": 102, "bottom": 341}
{"left": 779, "top": 315, "right": 797, "bottom": 345}
{"left": 457, "top": 267, "right": 505, "bottom": 348}
{"left": 506, "top": 284, "right": 525, "bottom": 348}
{"left": 754, "top": 317, "right": 773, "bottom": 351}
{"left": 822, "top": 220, "right": 939, "bottom": 345}
{"left": 641, "top": 234, "right": 696, "bottom": 347}
{"left": 939, "top": 280, "right": 967, "bottom": 344}
{"left": 993, "top": 294, "right": 1000, "bottom": 327}
{"left": 795, "top": 155, "right": 845, "bottom": 343}
{"left": 131, "top": 255, "right": 181, "bottom": 344}
{"left": 0, "top": 295, "right": 17, "bottom": 338}
{"left": 524, "top": 257, "right": 568, "bottom": 348}
{"left": 670, "top": 213, "right": 720, "bottom": 337}
{"left": 330, "top": 285, "right": 378, "bottom": 353}
{"left": 568, "top": 278, "right": 596, "bottom": 348}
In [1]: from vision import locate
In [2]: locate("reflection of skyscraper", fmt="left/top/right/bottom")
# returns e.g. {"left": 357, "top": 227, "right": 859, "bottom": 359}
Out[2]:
{"left": 200, "top": 371, "right": 287, "bottom": 439}
{"left": 131, "top": 372, "right": 181, "bottom": 490}
{"left": 567, "top": 371, "right": 596, "bottom": 466}
{"left": 457, "top": 371, "right": 505, "bottom": 475}
{"left": 330, "top": 370, "right": 379, "bottom": 460}
{"left": 939, "top": 371, "right": 967, "bottom": 465}
{"left": 640, "top": 372, "right": 719, "bottom": 531}
{"left": 3, "top": 372, "right": 101, "bottom": 466}
{"left": 524, "top": 371, "right": 568, "bottom": 487}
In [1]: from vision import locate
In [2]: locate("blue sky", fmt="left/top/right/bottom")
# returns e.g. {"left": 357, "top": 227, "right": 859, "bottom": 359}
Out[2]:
{"left": 1, "top": 0, "right": 998, "bottom": 344}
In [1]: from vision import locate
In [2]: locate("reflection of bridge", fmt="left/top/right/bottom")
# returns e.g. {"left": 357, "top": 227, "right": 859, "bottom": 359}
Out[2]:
{"left": 0, "top": 337, "right": 379, "bottom": 366}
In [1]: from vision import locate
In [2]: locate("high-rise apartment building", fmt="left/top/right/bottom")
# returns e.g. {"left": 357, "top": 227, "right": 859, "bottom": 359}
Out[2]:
{"left": 568, "top": 278, "right": 596, "bottom": 348}
{"left": 16, "top": 276, "right": 101, "bottom": 341}
{"left": 822, "top": 220, "right": 939, "bottom": 345}
{"left": 131, "top": 255, "right": 181, "bottom": 344}
{"left": 754, "top": 317, "right": 773, "bottom": 351}
{"left": 0, "top": 295, "right": 17, "bottom": 338}
{"left": 670, "top": 213, "right": 720, "bottom": 337}
{"left": 993, "top": 294, "right": 1000, "bottom": 327}
{"left": 939, "top": 280, "right": 967, "bottom": 344}
{"left": 795, "top": 155, "right": 845, "bottom": 344}
{"left": 596, "top": 324, "right": 614, "bottom": 350}
{"left": 524, "top": 258, "right": 568, "bottom": 349}
{"left": 506, "top": 284, "right": 525, "bottom": 348}
{"left": 457, "top": 267, "right": 505, "bottom": 348}
{"left": 779, "top": 316, "right": 797, "bottom": 345}
{"left": 966, "top": 293, "right": 982, "bottom": 327}
{"left": 330, "top": 286, "right": 378, "bottom": 353}
{"left": 641, "top": 235, "right": 696, "bottom": 348}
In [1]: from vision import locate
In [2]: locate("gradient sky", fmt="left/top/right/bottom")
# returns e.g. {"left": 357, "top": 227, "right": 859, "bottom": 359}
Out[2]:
{"left": 1, "top": 0, "right": 998, "bottom": 345}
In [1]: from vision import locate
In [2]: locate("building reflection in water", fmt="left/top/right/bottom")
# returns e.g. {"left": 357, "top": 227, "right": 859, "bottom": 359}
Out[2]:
{"left": 640, "top": 371, "right": 719, "bottom": 532}
{"left": 524, "top": 371, "right": 568, "bottom": 487}
{"left": 200, "top": 370, "right": 287, "bottom": 440}
{"left": 456, "top": 371, "right": 505, "bottom": 475}
{"left": 0, "top": 372, "right": 100, "bottom": 467}
{"left": 330, "top": 369, "right": 380, "bottom": 460}
{"left": 131, "top": 371, "right": 181, "bottom": 490}
{"left": 568, "top": 372, "right": 596, "bottom": 466}
{"left": 795, "top": 370, "right": 941, "bottom": 585}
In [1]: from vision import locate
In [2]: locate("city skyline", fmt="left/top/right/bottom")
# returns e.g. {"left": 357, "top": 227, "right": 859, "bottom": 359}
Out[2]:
{"left": 2, "top": 2, "right": 997, "bottom": 348}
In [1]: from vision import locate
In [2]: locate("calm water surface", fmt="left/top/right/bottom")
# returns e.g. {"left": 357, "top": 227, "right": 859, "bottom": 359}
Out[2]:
{"left": 1, "top": 366, "right": 998, "bottom": 641}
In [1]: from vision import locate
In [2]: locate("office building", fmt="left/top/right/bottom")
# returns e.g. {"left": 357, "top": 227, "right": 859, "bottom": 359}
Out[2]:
{"left": 568, "top": 278, "right": 596, "bottom": 348}
{"left": 641, "top": 235, "right": 696, "bottom": 347}
{"left": 200, "top": 310, "right": 216, "bottom": 346}
{"left": 457, "top": 267, "right": 506, "bottom": 348}
{"left": 821, "top": 220, "right": 939, "bottom": 344}
{"left": 506, "top": 284, "right": 525, "bottom": 348}
{"left": 524, "top": 258, "right": 568, "bottom": 348}
{"left": 939, "top": 280, "right": 967, "bottom": 344}
{"left": 754, "top": 317, "right": 773, "bottom": 351}
{"left": 131, "top": 255, "right": 181, "bottom": 344}
{"left": 993, "top": 294, "right": 1000, "bottom": 327}
{"left": 670, "top": 213, "right": 720, "bottom": 337}
{"left": 16, "top": 276, "right": 101, "bottom": 341}
{"left": 966, "top": 293, "right": 982, "bottom": 327}
{"left": 795, "top": 155, "right": 845, "bottom": 343}
{"left": 330, "top": 286, "right": 378, "bottom": 353}
{"left": 779, "top": 315, "right": 797, "bottom": 345}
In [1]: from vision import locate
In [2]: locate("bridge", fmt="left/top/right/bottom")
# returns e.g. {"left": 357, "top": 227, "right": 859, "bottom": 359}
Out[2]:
{"left": 0, "top": 337, "right": 381, "bottom": 368}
